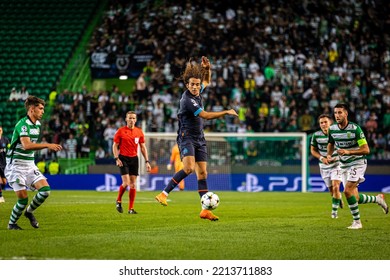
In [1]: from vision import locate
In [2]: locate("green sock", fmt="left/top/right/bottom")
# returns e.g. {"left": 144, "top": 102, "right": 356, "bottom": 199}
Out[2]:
{"left": 347, "top": 196, "right": 360, "bottom": 220}
{"left": 358, "top": 194, "right": 377, "bottom": 204}
{"left": 332, "top": 197, "right": 340, "bottom": 214}
{"left": 27, "top": 186, "right": 51, "bottom": 212}
{"left": 9, "top": 197, "right": 28, "bottom": 224}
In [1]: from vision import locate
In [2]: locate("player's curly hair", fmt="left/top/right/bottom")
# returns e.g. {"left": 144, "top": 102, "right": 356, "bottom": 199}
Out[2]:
{"left": 180, "top": 58, "right": 208, "bottom": 85}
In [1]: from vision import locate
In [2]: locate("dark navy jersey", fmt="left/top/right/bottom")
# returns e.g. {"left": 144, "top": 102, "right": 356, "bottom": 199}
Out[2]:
{"left": 177, "top": 85, "right": 205, "bottom": 138}
{"left": 0, "top": 135, "right": 10, "bottom": 167}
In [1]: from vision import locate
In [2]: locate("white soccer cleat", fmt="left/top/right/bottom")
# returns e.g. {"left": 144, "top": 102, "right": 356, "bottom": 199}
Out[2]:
{"left": 0, "top": 196, "right": 5, "bottom": 203}
{"left": 347, "top": 220, "right": 362, "bottom": 230}
{"left": 331, "top": 213, "right": 338, "bottom": 219}
{"left": 376, "top": 194, "right": 389, "bottom": 214}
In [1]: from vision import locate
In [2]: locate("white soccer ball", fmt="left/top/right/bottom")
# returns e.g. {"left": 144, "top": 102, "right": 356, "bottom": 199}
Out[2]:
{"left": 201, "top": 192, "right": 220, "bottom": 210}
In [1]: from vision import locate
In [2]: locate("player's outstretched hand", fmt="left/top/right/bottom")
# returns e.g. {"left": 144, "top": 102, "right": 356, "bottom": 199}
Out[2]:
{"left": 201, "top": 56, "right": 211, "bottom": 70}
{"left": 48, "top": 143, "right": 62, "bottom": 151}
{"left": 226, "top": 109, "right": 238, "bottom": 117}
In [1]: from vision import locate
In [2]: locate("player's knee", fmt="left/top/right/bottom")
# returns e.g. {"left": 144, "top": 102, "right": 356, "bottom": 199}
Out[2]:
{"left": 197, "top": 169, "right": 207, "bottom": 178}
{"left": 39, "top": 186, "right": 51, "bottom": 197}
{"left": 183, "top": 167, "right": 195, "bottom": 174}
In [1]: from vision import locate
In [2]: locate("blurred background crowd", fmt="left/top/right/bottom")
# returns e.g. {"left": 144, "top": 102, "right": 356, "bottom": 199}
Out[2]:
{"left": 5, "top": 0, "right": 390, "bottom": 162}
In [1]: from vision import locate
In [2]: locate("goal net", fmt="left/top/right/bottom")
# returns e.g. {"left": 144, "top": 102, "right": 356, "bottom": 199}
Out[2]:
{"left": 141, "top": 132, "right": 309, "bottom": 192}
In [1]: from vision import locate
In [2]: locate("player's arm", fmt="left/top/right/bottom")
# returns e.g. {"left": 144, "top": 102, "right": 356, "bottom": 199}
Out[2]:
{"left": 336, "top": 127, "right": 370, "bottom": 156}
{"left": 20, "top": 136, "right": 62, "bottom": 151}
{"left": 310, "top": 146, "right": 323, "bottom": 162}
{"left": 167, "top": 147, "right": 175, "bottom": 170}
{"left": 112, "top": 141, "right": 123, "bottom": 167}
{"left": 326, "top": 142, "right": 335, "bottom": 162}
{"left": 140, "top": 142, "right": 151, "bottom": 172}
{"left": 337, "top": 143, "right": 370, "bottom": 156}
{"left": 199, "top": 109, "right": 238, "bottom": 120}
{"left": 201, "top": 56, "right": 211, "bottom": 88}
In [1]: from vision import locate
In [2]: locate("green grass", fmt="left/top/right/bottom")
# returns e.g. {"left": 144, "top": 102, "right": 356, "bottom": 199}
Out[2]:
{"left": 1, "top": 191, "right": 389, "bottom": 260}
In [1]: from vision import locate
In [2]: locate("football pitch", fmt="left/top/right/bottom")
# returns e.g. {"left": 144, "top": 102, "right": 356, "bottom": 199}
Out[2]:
{"left": 1, "top": 190, "right": 389, "bottom": 260}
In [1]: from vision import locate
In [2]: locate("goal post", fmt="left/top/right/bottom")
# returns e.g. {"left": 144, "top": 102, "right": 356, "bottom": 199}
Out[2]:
{"left": 141, "top": 132, "right": 309, "bottom": 192}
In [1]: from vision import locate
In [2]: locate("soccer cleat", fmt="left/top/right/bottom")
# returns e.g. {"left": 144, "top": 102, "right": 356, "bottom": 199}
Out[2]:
{"left": 128, "top": 209, "right": 138, "bottom": 214}
{"left": 376, "top": 194, "right": 389, "bottom": 214}
{"left": 339, "top": 199, "right": 344, "bottom": 209}
{"left": 116, "top": 201, "right": 123, "bottom": 213}
{"left": 347, "top": 220, "right": 362, "bottom": 229}
{"left": 8, "top": 223, "right": 23, "bottom": 230}
{"left": 24, "top": 211, "right": 39, "bottom": 228}
{"left": 0, "top": 196, "right": 5, "bottom": 203}
{"left": 331, "top": 213, "right": 338, "bottom": 219}
{"left": 200, "top": 209, "right": 219, "bottom": 221}
{"left": 155, "top": 193, "right": 168, "bottom": 206}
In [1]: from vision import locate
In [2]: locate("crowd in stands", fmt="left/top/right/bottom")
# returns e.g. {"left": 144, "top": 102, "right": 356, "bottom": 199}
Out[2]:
{"left": 37, "top": 0, "right": 390, "bottom": 162}
{"left": 8, "top": 86, "right": 29, "bottom": 102}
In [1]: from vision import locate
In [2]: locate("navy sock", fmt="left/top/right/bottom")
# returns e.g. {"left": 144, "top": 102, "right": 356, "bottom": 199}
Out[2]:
{"left": 0, "top": 184, "right": 4, "bottom": 197}
{"left": 198, "top": 179, "right": 208, "bottom": 198}
{"left": 164, "top": 170, "right": 189, "bottom": 194}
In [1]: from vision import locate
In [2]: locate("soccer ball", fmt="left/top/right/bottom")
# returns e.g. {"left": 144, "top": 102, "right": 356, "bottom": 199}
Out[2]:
{"left": 201, "top": 192, "right": 220, "bottom": 210}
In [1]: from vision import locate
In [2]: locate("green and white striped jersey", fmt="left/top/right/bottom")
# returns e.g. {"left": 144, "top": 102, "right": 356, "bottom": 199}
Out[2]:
{"left": 310, "top": 129, "right": 339, "bottom": 170}
{"left": 6, "top": 116, "right": 41, "bottom": 163}
{"left": 328, "top": 121, "right": 367, "bottom": 168}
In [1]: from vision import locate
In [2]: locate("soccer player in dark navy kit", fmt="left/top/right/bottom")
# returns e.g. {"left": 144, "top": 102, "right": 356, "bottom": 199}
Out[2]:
{"left": 155, "top": 56, "right": 238, "bottom": 221}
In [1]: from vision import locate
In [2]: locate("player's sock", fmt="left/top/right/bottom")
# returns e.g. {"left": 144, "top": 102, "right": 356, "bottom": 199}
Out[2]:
{"left": 26, "top": 186, "right": 51, "bottom": 212}
{"left": 198, "top": 179, "right": 208, "bottom": 197}
{"left": 358, "top": 193, "right": 377, "bottom": 204}
{"left": 116, "top": 184, "right": 126, "bottom": 202}
{"left": 9, "top": 197, "right": 28, "bottom": 224}
{"left": 0, "top": 183, "right": 5, "bottom": 196}
{"left": 129, "top": 188, "right": 136, "bottom": 210}
{"left": 332, "top": 197, "right": 340, "bottom": 215}
{"left": 347, "top": 195, "right": 360, "bottom": 220}
{"left": 164, "top": 170, "right": 188, "bottom": 193}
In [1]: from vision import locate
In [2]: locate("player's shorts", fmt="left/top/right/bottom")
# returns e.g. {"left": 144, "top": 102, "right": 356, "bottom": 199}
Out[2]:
{"left": 341, "top": 163, "right": 367, "bottom": 186}
{"left": 177, "top": 135, "right": 208, "bottom": 162}
{"left": 320, "top": 166, "right": 342, "bottom": 189}
{"left": 118, "top": 155, "right": 139, "bottom": 176}
{"left": 4, "top": 159, "right": 46, "bottom": 192}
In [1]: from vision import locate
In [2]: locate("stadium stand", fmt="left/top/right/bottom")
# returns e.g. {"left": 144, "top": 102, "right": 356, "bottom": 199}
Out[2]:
{"left": 0, "top": 0, "right": 101, "bottom": 137}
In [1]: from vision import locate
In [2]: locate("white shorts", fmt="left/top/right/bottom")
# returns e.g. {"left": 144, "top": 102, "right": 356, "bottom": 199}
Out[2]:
{"left": 341, "top": 164, "right": 366, "bottom": 186}
{"left": 320, "top": 166, "right": 342, "bottom": 188}
{"left": 4, "top": 159, "right": 46, "bottom": 192}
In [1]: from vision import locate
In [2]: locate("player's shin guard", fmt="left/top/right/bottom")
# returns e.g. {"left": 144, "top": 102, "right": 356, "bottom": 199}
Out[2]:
{"left": 27, "top": 186, "right": 51, "bottom": 213}
{"left": 9, "top": 197, "right": 28, "bottom": 224}
{"left": 347, "top": 195, "right": 360, "bottom": 220}
{"left": 198, "top": 179, "right": 208, "bottom": 198}
{"left": 164, "top": 170, "right": 188, "bottom": 193}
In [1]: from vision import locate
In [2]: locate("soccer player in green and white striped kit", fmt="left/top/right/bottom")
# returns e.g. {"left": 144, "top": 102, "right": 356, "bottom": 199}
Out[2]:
{"left": 4, "top": 96, "right": 62, "bottom": 230}
{"left": 311, "top": 114, "right": 343, "bottom": 219}
{"left": 327, "top": 103, "right": 388, "bottom": 229}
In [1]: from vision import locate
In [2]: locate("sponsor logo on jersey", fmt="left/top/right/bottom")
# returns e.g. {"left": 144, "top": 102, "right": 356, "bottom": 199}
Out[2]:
{"left": 29, "top": 128, "right": 40, "bottom": 135}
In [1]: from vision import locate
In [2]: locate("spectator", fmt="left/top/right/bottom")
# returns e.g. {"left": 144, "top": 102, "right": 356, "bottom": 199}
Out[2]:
{"left": 95, "top": 146, "right": 106, "bottom": 159}
{"left": 8, "top": 88, "right": 20, "bottom": 102}
{"left": 65, "top": 133, "right": 78, "bottom": 159}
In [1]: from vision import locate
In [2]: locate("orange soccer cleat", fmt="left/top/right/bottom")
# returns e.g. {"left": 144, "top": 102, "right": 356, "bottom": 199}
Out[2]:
{"left": 200, "top": 209, "right": 219, "bottom": 221}
{"left": 155, "top": 192, "right": 168, "bottom": 206}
